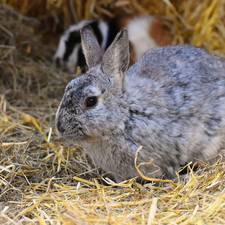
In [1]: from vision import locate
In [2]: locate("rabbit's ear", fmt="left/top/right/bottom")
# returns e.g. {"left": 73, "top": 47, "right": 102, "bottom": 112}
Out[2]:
{"left": 101, "top": 27, "right": 130, "bottom": 86}
{"left": 80, "top": 25, "right": 103, "bottom": 69}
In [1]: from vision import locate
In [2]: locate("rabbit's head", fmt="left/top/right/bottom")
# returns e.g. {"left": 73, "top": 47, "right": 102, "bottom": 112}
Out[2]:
{"left": 55, "top": 25, "right": 130, "bottom": 143}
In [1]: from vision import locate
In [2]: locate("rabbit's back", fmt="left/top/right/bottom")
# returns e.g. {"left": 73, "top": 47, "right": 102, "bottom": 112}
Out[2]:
{"left": 125, "top": 44, "right": 225, "bottom": 172}
{"left": 126, "top": 44, "right": 225, "bottom": 119}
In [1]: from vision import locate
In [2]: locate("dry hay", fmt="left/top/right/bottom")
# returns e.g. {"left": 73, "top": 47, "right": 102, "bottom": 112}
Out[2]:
{"left": 1, "top": 0, "right": 225, "bottom": 224}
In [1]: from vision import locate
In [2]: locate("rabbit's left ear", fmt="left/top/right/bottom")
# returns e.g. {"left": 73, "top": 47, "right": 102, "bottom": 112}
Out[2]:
{"left": 81, "top": 25, "right": 103, "bottom": 69}
{"left": 101, "top": 27, "right": 130, "bottom": 82}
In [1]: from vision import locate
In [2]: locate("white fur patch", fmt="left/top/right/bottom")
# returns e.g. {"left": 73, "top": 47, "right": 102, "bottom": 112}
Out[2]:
{"left": 53, "top": 35, "right": 66, "bottom": 63}
{"left": 67, "top": 44, "right": 80, "bottom": 73}
{"left": 126, "top": 15, "right": 158, "bottom": 61}
{"left": 98, "top": 20, "right": 109, "bottom": 50}
{"left": 67, "top": 20, "right": 95, "bottom": 36}
{"left": 85, "top": 85, "right": 102, "bottom": 96}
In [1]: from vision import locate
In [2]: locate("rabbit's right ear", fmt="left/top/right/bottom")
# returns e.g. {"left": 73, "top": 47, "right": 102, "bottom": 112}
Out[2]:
{"left": 101, "top": 28, "right": 130, "bottom": 89}
{"left": 80, "top": 25, "right": 103, "bottom": 69}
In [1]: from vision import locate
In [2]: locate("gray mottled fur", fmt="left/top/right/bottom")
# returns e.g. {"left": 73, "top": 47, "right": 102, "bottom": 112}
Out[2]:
{"left": 55, "top": 25, "right": 225, "bottom": 183}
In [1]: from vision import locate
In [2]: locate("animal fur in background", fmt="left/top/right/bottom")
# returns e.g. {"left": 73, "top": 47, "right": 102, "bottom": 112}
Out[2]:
{"left": 53, "top": 14, "right": 171, "bottom": 73}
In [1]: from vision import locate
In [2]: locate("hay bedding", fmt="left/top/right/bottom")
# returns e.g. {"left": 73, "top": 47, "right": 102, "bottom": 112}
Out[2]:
{"left": 1, "top": 0, "right": 225, "bottom": 224}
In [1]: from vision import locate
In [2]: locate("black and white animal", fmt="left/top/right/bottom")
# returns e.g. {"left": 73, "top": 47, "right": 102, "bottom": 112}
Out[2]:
{"left": 53, "top": 15, "right": 171, "bottom": 73}
{"left": 55, "top": 26, "right": 225, "bottom": 183}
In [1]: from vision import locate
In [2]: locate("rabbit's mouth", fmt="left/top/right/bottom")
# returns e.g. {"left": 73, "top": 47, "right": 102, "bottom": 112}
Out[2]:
{"left": 57, "top": 125, "right": 99, "bottom": 143}
{"left": 55, "top": 119, "right": 84, "bottom": 141}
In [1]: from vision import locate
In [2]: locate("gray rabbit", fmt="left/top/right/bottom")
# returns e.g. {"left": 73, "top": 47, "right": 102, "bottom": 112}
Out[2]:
{"left": 55, "top": 25, "right": 225, "bottom": 183}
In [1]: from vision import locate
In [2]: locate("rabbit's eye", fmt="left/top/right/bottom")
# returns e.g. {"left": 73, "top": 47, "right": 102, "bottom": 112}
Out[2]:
{"left": 85, "top": 96, "right": 98, "bottom": 109}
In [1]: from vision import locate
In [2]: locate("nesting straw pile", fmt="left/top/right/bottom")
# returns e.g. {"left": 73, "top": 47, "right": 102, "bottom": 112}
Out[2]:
{"left": 1, "top": 0, "right": 225, "bottom": 224}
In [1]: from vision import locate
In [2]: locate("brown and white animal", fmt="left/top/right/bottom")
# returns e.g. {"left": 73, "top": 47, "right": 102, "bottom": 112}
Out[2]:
{"left": 53, "top": 14, "right": 171, "bottom": 72}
